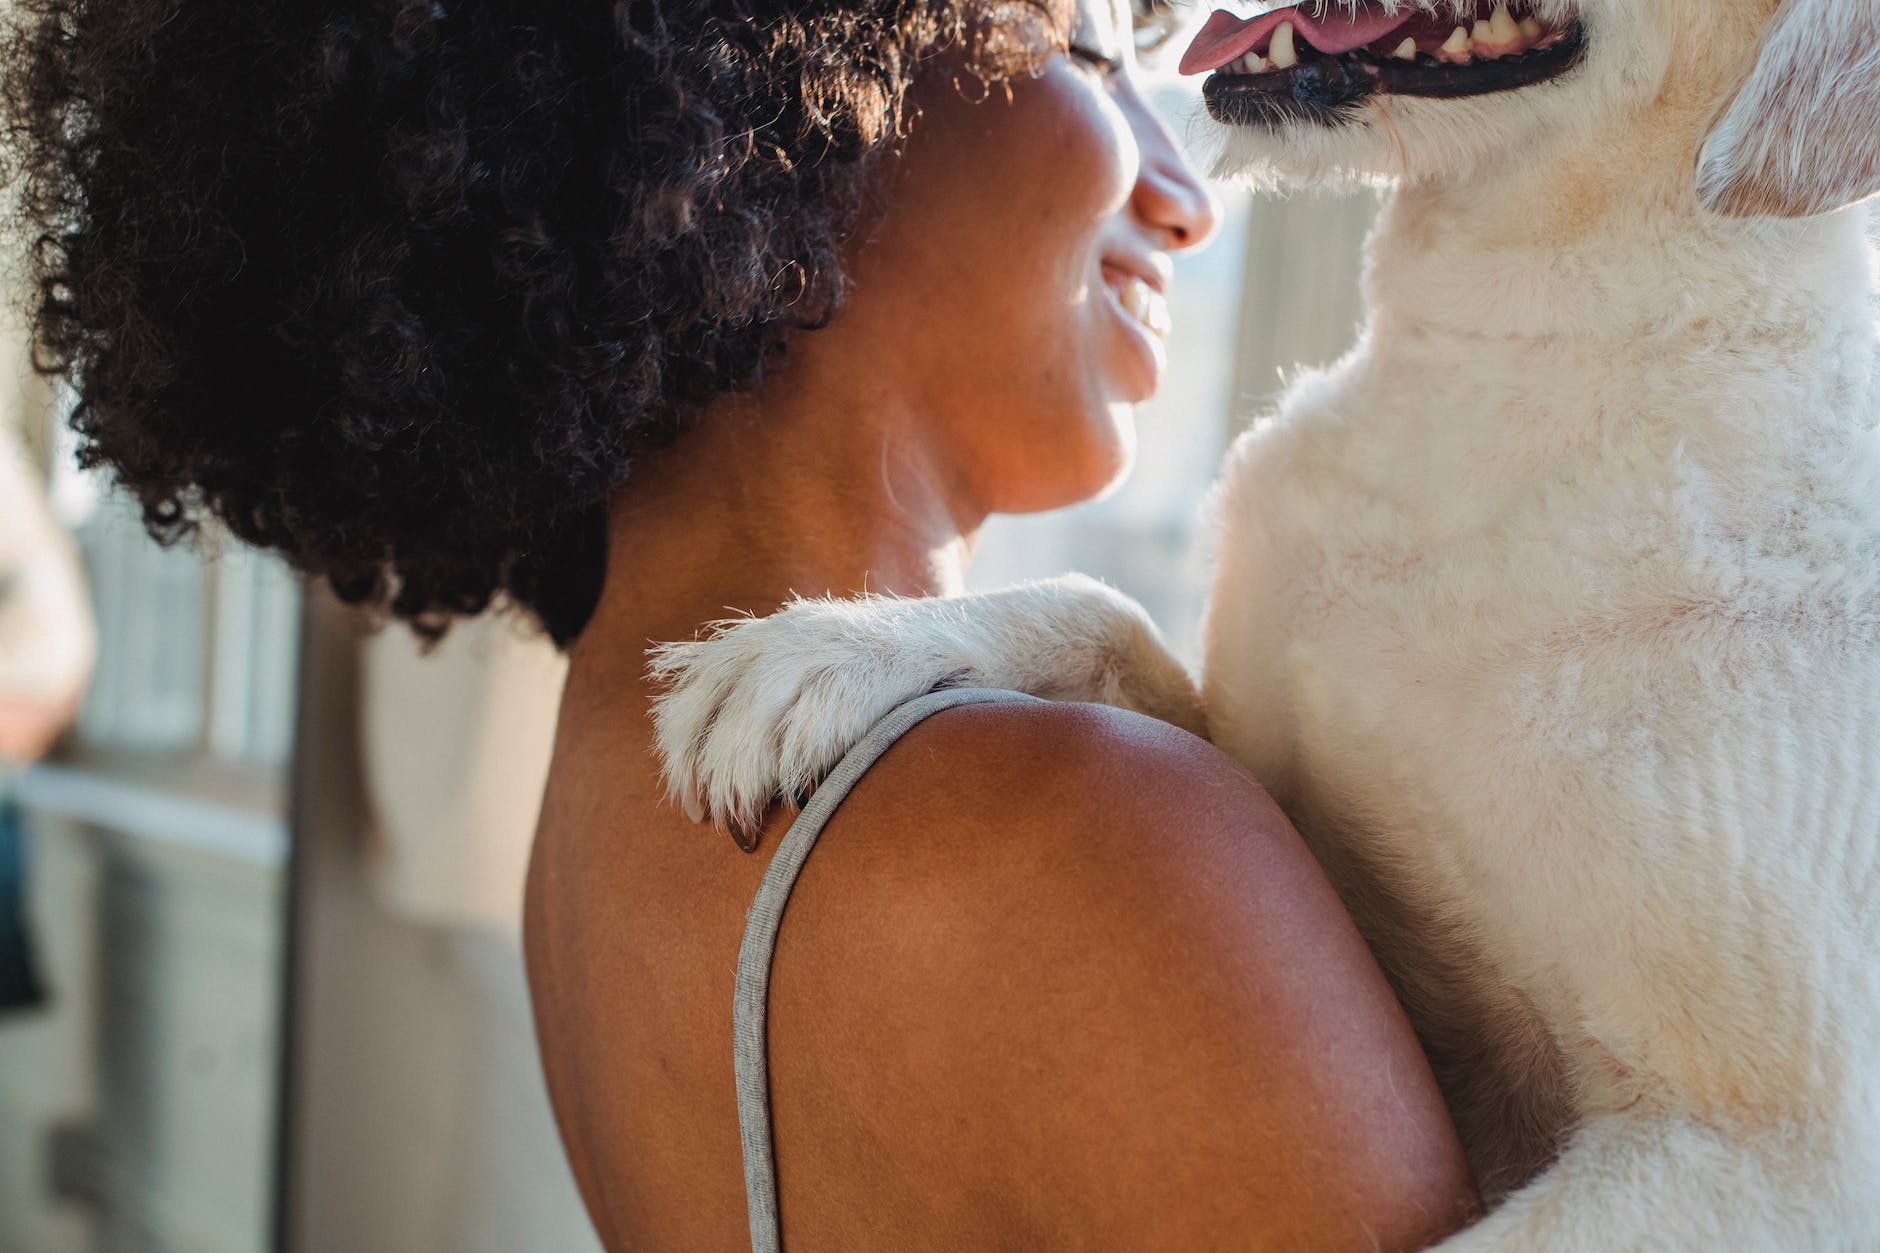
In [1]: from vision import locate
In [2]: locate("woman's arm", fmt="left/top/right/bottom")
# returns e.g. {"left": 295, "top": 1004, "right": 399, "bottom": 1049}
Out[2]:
{"left": 759, "top": 699, "right": 1480, "bottom": 1250}
{"left": 0, "top": 430, "right": 94, "bottom": 761}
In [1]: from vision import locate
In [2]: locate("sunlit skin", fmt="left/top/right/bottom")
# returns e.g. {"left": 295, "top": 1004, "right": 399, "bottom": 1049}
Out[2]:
{"left": 0, "top": 696, "right": 79, "bottom": 763}
{"left": 524, "top": 3, "right": 1480, "bottom": 1248}
{"left": 582, "top": 3, "right": 1217, "bottom": 647}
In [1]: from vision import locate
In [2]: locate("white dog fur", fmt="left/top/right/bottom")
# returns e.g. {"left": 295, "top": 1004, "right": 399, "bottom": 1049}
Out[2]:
{"left": 650, "top": 0, "right": 1880, "bottom": 1245}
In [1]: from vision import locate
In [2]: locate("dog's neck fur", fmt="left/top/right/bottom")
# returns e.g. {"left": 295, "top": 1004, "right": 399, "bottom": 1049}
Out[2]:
{"left": 1373, "top": 164, "right": 1873, "bottom": 340}
{"left": 1348, "top": 148, "right": 1878, "bottom": 508}
{"left": 1366, "top": 32, "right": 1872, "bottom": 358}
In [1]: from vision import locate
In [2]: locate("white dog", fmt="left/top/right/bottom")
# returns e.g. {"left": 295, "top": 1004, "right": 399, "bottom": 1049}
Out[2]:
{"left": 651, "top": 0, "right": 1880, "bottom": 1245}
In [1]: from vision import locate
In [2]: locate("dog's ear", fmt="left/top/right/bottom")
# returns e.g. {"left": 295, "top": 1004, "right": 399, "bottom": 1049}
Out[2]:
{"left": 1696, "top": 0, "right": 1880, "bottom": 219}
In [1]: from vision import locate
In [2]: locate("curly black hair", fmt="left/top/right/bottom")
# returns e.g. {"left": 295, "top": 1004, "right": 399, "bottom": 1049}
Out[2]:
{"left": 0, "top": 0, "right": 1167, "bottom": 646}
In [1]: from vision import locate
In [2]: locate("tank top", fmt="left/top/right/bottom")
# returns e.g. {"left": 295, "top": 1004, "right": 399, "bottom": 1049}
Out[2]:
{"left": 732, "top": 687, "right": 1042, "bottom": 1252}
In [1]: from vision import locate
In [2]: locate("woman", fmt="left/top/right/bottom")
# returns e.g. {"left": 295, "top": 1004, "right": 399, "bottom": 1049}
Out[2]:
{"left": 2, "top": 0, "right": 1478, "bottom": 1247}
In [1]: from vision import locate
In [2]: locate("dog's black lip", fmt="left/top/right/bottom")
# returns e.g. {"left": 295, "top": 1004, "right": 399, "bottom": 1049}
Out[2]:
{"left": 1201, "top": 23, "right": 1587, "bottom": 129}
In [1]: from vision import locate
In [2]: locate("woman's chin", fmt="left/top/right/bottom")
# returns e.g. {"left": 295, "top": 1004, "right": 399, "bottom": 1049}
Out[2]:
{"left": 1054, "top": 408, "right": 1139, "bottom": 509}
{"left": 1107, "top": 334, "right": 1166, "bottom": 411}
{"left": 994, "top": 410, "right": 1137, "bottom": 514}
{"left": 1100, "top": 286, "right": 1170, "bottom": 404}
{"left": 1113, "top": 359, "right": 1161, "bottom": 407}
{"left": 1088, "top": 410, "right": 1139, "bottom": 501}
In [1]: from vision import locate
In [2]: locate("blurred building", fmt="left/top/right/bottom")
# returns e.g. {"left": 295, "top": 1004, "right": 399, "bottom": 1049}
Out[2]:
{"left": 0, "top": 326, "right": 594, "bottom": 1249}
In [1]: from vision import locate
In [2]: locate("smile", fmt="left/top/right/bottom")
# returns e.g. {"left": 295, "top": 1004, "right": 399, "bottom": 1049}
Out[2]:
{"left": 1105, "top": 267, "right": 1172, "bottom": 339}
{"left": 1184, "top": 2, "right": 1586, "bottom": 128}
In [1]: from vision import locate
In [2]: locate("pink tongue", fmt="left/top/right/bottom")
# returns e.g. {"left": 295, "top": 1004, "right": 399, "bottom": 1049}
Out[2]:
{"left": 1179, "top": 4, "right": 1416, "bottom": 75}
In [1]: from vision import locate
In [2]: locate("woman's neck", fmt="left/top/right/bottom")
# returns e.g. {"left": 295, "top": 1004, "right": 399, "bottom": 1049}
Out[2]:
{"left": 571, "top": 366, "right": 983, "bottom": 698}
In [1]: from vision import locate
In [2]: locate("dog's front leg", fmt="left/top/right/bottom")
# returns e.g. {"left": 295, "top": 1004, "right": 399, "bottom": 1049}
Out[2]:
{"left": 648, "top": 573, "right": 1203, "bottom": 837}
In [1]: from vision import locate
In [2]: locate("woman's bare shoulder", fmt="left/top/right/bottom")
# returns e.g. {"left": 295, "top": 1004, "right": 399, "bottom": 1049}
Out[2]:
{"left": 762, "top": 699, "right": 1480, "bottom": 1250}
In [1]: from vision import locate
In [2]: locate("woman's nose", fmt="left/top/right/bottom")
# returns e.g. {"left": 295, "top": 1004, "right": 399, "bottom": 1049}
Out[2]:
{"left": 1131, "top": 107, "right": 1221, "bottom": 253}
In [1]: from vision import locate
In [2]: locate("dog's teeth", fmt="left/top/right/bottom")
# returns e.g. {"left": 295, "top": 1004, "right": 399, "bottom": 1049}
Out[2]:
{"left": 1469, "top": 4, "right": 1523, "bottom": 57}
{"left": 1270, "top": 21, "right": 1299, "bottom": 69}
{"left": 1488, "top": 3, "right": 1519, "bottom": 50}
{"left": 1519, "top": 15, "right": 1544, "bottom": 38}
{"left": 1392, "top": 37, "right": 1418, "bottom": 59}
{"left": 1441, "top": 25, "right": 1473, "bottom": 60}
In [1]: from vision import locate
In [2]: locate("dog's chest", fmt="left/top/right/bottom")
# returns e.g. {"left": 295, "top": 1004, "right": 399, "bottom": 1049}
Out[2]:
{"left": 1251, "top": 520, "right": 1548, "bottom": 910}
{"left": 1204, "top": 413, "right": 1633, "bottom": 1176}
{"left": 1207, "top": 424, "right": 1572, "bottom": 846}
{"left": 1204, "top": 388, "right": 1880, "bottom": 1181}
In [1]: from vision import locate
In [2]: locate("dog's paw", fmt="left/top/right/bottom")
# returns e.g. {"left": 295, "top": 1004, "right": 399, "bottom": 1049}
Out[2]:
{"left": 647, "top": 598, "right": 963, "bottom": 844}
{"left": 647, "top": 576, "right": 1204, "bottom": 843}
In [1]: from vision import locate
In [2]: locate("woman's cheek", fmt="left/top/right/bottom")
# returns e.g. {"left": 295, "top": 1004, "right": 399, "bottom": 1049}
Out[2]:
{"left": 1021, "top": 65, "right": 1139, "bottom": 222}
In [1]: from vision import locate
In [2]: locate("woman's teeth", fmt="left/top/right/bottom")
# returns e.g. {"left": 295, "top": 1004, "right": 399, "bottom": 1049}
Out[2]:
{"left": 1117, "top": 277, "right": 1171, "bottom": 338}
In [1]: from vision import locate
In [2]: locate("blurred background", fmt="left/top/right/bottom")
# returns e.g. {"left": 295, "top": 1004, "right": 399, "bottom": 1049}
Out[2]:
{"left": 0, "top": 62, "right": 1380, "bottom": 1253}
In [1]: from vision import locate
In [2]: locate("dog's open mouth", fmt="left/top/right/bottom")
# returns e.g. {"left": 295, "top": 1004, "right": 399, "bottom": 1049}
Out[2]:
{"left": 1185, "top": 2, "right": 1586, "bottom": 128}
